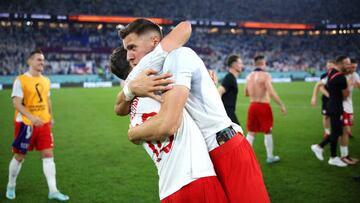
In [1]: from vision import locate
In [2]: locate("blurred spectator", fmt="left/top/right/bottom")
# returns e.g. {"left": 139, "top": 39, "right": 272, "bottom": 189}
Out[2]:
{"left": 0, "top": 23, "right": 359, "bottom": 76}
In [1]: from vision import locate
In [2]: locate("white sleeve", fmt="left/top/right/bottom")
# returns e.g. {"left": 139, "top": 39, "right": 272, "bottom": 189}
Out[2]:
{"left": 126, "top": 44, "right": 168, "bottom": 81}
{"left": 320, "top": 77, "right": 327, "bottom": 85}
{"left": 165, "top": 48, "right": 198, "bottom": 89}
{"left": 11, "top": 79, "right": 23, "bottom": 98}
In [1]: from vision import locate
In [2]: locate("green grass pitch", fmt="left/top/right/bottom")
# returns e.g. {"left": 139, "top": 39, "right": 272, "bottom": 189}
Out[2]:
{"left": 0, "top": 82, "right": 359, "bottom": 203}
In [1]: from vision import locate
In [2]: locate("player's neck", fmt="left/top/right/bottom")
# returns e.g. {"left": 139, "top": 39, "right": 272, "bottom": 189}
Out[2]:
{"left": 28, "top": 68, "right": 42, "bottom": 77}
{"left": 229, "top": 68, "right": 240, "bottom": 77}
{"left": 254, "top": 66, "right": 264, "bottom": 72}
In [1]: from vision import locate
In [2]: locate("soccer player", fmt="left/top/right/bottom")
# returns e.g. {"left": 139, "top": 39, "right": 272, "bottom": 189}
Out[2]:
{"left": 6, "top": 49, "right": 69, "bottom": 201}
{"left": 113, "top": 20, "right": 228, "bottom": 202}
{"left": 245, "top": 55, "right": 286, "bottom": 164}
{"left": 118, "top": 19, "right": 270, "bottom": 203}
{"left": 311, "top": 60, "right": 336, "bottom": 138}
{"left": 218, "top": 55, "right": 243, "bottom": 125}
{"left": 311, "top": 56, "right": 351, "bottom": 167}
{"left": 339, "top": 58, "right": 359, "bottom": 164}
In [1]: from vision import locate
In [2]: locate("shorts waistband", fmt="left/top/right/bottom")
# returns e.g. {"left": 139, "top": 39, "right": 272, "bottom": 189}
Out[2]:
{"left": 210, "top": 133, "right": 244, "bottom": 158}
{"left": 216, "top": 126, "right": 237, "bottom": 145}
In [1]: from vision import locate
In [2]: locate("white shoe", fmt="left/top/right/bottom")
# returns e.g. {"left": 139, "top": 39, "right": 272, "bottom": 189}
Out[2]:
{"left": 6, "top": 186, "right": 16, "bottom": 200}
{"left": 311, "top": 144, "right": 324, "bottom": 161}
{"left": 328, "top": 157, "right": 347, "bottom": 167}
{"left": 266, "top": 156, "right": 280, "bottom": 164}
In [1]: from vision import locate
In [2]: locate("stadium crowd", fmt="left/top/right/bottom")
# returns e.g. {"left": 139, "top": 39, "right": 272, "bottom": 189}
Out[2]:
{"left": 2, "top": 0, "right": 360, "bottom": 24}
{"left": 1, "top": 23, "right": 359, "bottom": 76}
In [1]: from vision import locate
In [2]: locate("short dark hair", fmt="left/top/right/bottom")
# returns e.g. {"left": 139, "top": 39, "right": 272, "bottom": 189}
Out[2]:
{"left": 28, "top": 48, "right": 43, "bottom": 59}
{"left": 110, "top": 47, "right": 131, "bottom": 80}
{"left": 335, "top": 55, "right": 349, "bottom": 64}
{"left": 227, "top": 55, "right": 239, "bottom": 67}
{"left": 254, "top": 55, "right": 265, "bottom": 63}
{"left": 350, "top": 58, "right": 358, "bottom": 64}
{"left": 119, "top": 19, "right": 162, "bottom": 39}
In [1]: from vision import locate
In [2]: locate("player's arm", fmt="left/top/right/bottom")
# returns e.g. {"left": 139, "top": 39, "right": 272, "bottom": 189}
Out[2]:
{"left": 160, "top": 21, "right": 192, "bottom": 52}
{"left": 311, "top": 81, "right": 328, "bottom": 106}
{"left": 265, "top": 74, "right": 286, "bottom": 114}
{"left": 218, "top": 74, "right": 229, "bottom": 97}
{"left": 12, "top": 97, "right": 44, "bottom": 126}
{"left": 244, "top": 76, "right": 249, "bottom": 97}
{"left": 128, "top": 86, "right": 188, "bottom": 143}
{"left": 48, "top": 96, "right": 54, "bottom": 125}
{"left": 114, "top": 69, "right": 174, "bottom": 116}
{"left": 218, "top": 85, "right": 226, "bottom": 97}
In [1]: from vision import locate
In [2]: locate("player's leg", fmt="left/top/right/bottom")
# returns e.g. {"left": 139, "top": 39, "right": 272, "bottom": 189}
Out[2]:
{"left": 41, "top": 149, "right": 69, "bottom": 201}
{"left": 264, "top": 131, "right": 280, "bottom": 164}
{"left": 37, "top": 123, "right": 69, "bottom": 201}
{"left": 246, "top": 103, "right": 258, "bottom": 146}
{"left": 210, "top": 133, "right": 270, "bottom": 203}
{"left": 6, "top": 121, "right": 31, "bottom": 200}
{"left": 340, "top": 125, "right": 358, "bottom": 165}
{"left": 6, "top": 153, "right": 25, "bottom": 200}
{"left": 246, "top": 131, "right": 255, "bottom": 145}
{"left": 260, "top": 104, "right": 279, "bottom": 163}
{"left": 327, "top": 114, "right": 347, "bottom": 167}
{"left": 322, "top": 115, "right": 330, "bottom": 138}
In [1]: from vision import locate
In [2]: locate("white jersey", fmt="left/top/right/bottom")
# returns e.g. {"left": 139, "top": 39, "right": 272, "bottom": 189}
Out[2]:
{"left": 127, "top": 45, "right": 243, "bottom": 151}
{"left": 129, "top": 97, "right": 215, "bottom": 200}
{"left": 343, "top": 72, "right": 360, "bottom": 113}
{"left": 162, "top": 47, "right": 243, "bottom": 151}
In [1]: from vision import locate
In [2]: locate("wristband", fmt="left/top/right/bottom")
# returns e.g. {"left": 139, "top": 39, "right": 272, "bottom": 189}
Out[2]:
{"left": 123, "top": 83, "right": 135, "bottom": 101}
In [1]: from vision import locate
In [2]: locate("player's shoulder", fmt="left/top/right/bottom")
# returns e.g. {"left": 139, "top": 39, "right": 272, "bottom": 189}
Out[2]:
{"left": 170, "top": 47, "right": 197, "bottom": 58}
{"left": 263, "top": 71, "right": 272, "bottom": 78}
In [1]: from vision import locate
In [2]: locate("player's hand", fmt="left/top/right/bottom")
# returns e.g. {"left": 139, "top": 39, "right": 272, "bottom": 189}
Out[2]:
{"left": 280, "top": 105, "right": 287, "bottom": 115}
{"left": 129, "top": 69, "right": 174, "bottom": 102}
{"left": 310, "top": 96, "right": 317, "bottom": 106}
{"left": 30, "top": 116, "right": 44, "bottom": 127}
{"left": 208, "top": 70, "right": 218, "bottom": 85}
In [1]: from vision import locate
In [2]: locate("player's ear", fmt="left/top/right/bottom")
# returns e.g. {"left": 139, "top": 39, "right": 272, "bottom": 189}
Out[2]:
{"left": 151, "top": 34, "right": 161, "bottom": 47}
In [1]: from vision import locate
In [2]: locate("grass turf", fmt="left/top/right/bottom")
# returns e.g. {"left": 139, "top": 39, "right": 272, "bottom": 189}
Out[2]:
{"left": 0, "top": 82, "right": 359, "bottom": 203}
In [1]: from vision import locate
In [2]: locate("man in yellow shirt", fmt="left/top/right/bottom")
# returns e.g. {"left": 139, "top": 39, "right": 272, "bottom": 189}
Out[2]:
{"left": 6, "top": 49, "right": 69, "bottom": 201}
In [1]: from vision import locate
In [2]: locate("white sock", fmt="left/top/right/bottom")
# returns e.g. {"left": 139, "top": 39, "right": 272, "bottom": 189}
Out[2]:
{"left": 43, "top": 158, "right": 58, "bottom": 193}
{"left": 7, "top": 157, "right": 23, "bottom": 188}
{"left": 340, "top": 146, "right": 349, "bottom": 157}
{"left": 264, "top": 134, "right": 274, "bottom": 158}
{"left": 246, "top": 133, "right": 255, "bottom": 146}
{"left": 324, "top": 128, "right": 330, "bottom": 135}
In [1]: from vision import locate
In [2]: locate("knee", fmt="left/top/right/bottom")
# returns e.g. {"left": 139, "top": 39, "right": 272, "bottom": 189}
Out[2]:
{"left": 14, "top": 153, "right": 25, "bottom": 162}
{"left": 41, "top": 150, "right": 54, "bottom": 158}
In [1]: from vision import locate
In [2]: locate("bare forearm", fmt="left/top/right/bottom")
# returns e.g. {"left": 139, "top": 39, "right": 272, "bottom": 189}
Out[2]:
{"left": 218, "top": 86, "right": 226, "bottom": 97}
{"left": 161, "top": 21, "right": 192, "bottom": 52}
{"left": 128, "top": 86, "right": 187, "bottom": 143}
{"left": 128, "top": 116, "right": 173, "bottom": 143}
{"left": 13, "top": 100, "right": 34, "bottom": 120}
{"left": 312, "top": 82, "right": 320, "bottom": 99}
{"left": 114, "top": 90, "right": 131, "bottom": 116}
{"left": 48, "top": 98, "right": 53, "bottom": 119}
{"left": 244, "top": 86, "right": 249, "bottom": 97}
{"left": 270, "top": 91, "right": 284, "bottom": 107}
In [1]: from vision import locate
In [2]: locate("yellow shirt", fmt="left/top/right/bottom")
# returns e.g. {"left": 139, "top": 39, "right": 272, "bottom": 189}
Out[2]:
{"left": 14, "top": 74, "right": 51, "bottom": 125}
